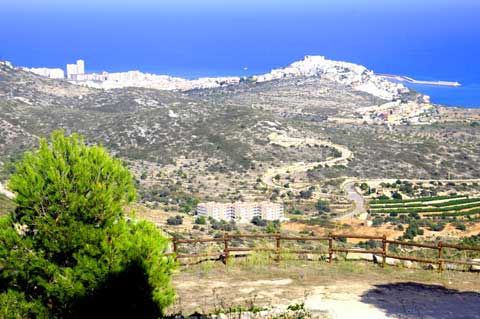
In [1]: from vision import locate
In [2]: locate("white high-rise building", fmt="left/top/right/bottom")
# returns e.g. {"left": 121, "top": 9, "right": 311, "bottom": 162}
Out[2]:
{"left": 66, "top": 59, "right": 85, "bottom": 80}
{"left": 66, "top": 64, "right": 78, "bottom": 79}
{"left": 76, "top": 59, "right": 85, "bottom": 75}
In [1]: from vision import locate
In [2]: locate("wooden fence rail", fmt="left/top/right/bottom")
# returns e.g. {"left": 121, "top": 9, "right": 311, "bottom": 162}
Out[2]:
{"left": 170, "top": 233, "right": 480, "bottom": 272}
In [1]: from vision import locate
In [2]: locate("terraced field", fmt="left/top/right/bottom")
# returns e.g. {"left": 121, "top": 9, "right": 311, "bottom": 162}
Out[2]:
{"left": 368, "top": 195, "right": 480, "bottom": 218}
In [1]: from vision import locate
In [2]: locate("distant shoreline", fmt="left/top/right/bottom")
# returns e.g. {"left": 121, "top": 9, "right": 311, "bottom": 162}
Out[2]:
{"left": 378, "top": 74, "right": 461, "bottom": 87}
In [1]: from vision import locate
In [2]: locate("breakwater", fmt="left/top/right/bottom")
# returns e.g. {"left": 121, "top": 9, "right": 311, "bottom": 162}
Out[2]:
{"left": 379, "top": 74, "right": 461, "bottom": 87}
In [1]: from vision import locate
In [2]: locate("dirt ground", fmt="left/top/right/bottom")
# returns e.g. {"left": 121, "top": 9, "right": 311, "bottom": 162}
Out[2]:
{"left": 169, "top": 259, "right": 480, "bottom": 318}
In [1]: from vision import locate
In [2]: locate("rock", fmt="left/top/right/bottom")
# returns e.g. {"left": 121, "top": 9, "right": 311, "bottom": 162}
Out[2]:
{"left": 444, "top": 263, "right": 458, "bottom": 271}
{"left": 240, "top": 312, "right": 253, "bottom": 319}
{"left": 346, "top": 252, "right": 374, "bottom": 261}
{"left": 324, "top": 253, "right": 337, "bottom": 261}
{"left": 298, "top": 253, "right": 315, "bottom": 261}
{"left": 402, "top": 260, "right": 414, "bottom": 268}
{"left": 374, "top": 255, "right": 400, "bottom": 266}
{"left": 423, "top": 263, "right": 438, "bottom": 270}
{"left": 358, "top": 213, "right": 369, "bottom": 221}
{"left": 385, "top": 257, "right": 401, "bottom": 266}
{"left": 470, "top": 259, "right": 480, "bottom": 272}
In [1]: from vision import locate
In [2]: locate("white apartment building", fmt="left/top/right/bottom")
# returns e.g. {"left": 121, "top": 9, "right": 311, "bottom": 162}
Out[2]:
{"left": 24, "top": 67, "right": 64, "bottom": 79}
{"left": 107, "top": 70, "right": 144, "bottom": 82}
{"left": 196, "top": 202, "right": 285, "bottom": 223}
{"left": 66, "top": 64, "right": 77, "bottom": 79}
{"left": 66, "top": 59, "right": 85, "bottom": 79}
{"left": 76, "top": 59, "right": 85, "bottom": 75}
{"left": 76, "top": 72, "right": 109, "bottom": 82}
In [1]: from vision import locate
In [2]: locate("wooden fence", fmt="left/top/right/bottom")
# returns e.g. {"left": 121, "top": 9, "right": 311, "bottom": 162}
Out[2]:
{"left": 170, "top": 233, "right": 480, "bottom": 272}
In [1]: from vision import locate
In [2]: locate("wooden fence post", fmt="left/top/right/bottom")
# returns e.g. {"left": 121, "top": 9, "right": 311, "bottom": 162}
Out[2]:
{"left": 438, "top": 241, "right": 444, "bottom": 272}
{"left": 328, "top": 233, "right": 333, "bottom": 263}
{"left": 172, "top": 237, "right": 178, "bottom": 260}
{"left": 382, "top": 235, "right": 387, "bottom": 268}
{"left": 224, "top": 233, "right": 229, "bottom": 264}
{"left": 276, "top": 234, "right": 281, "bottom": 262}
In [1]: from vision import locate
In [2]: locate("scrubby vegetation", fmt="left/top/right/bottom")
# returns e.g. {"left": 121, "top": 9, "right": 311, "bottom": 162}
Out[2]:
{"left": 0, "top": 194, "right": 14, "bottom": 216}
{"left": 167, "top": 215, "right": 184, "bottom": 225}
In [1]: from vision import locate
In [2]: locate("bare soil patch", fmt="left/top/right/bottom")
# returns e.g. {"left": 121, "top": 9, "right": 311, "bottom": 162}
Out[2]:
{"left": 170, "top": 260, "right": 480, "bottom": 318}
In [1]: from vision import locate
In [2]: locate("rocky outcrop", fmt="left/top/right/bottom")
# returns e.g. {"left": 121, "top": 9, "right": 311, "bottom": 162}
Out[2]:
{"left": 254, "top": 56, "right": 409, "bottom": 100}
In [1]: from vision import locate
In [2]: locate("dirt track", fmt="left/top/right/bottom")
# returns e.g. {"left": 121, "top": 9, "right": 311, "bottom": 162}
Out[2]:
{"left": 261, "top": 133, "right": 353, "bottom": 188}
{"left": 170, "top": 261, "right": 480, "bottom": 318}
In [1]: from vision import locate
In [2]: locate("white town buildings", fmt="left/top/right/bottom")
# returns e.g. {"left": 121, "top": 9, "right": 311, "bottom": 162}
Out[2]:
{"left": 18, "top": 55, "right": 409, "bottom": 102}
{"left": 67, "top": 59, "right": 85, "bottom": 80}
{"left": 23, "top": 67, "right": 65, "bottom": 79}
{"left": 196, "top": 202, "right": 285, "bottom": 223}
{"left": 66, "top": 64, "right": 77, "bottom": 79}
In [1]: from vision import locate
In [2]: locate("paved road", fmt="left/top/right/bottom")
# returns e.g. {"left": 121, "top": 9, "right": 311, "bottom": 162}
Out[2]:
{"left": 336, "top": 182, "right": 365, "bottom": 219}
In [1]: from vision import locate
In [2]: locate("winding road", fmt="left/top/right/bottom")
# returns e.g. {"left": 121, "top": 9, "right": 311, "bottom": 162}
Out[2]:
{"left": 260, "top": 133, "right": 480, "bottom": 220}
{"left": 341, "top": 182, "right": 365, "bottom": 219}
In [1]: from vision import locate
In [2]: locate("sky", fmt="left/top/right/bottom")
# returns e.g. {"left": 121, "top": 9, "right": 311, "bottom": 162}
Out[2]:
{"left": 1, "top": 0, "right": 480, "bottom": 81}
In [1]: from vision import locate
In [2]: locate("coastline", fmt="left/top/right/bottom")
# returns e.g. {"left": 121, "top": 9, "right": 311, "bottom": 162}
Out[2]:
{"left": 378, "top": 74, "right": 480, "bottom": 108}
{"left": 404, "top": 82, "right": 480, "bottom": 108}
{"left": 12, "top": 56, "right": 480, "bottom": 108}
{"left": 378, "top": 74, "right": 461, "bottom": 87}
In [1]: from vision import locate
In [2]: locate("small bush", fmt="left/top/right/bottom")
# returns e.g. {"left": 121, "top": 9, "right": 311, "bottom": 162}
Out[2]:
{"left": 167, "top": 215, "right": 183, "bottom": 225}
{"left": 194, "top": 215, "right": 207, "bottom": 225}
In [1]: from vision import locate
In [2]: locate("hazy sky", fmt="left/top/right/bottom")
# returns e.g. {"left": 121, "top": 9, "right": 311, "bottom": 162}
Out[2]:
{"left": 2, "top": 0, "right": 480, "bottom": 80}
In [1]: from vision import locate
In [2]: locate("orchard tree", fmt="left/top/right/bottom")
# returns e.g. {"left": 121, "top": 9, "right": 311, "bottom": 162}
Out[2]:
{"left": 0, "top": 130, "right": 175, "bottom": 318}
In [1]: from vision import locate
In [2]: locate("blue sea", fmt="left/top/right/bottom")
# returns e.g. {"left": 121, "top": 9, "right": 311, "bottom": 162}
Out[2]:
{"left": 1, "top": 0, "right": 480, "bottom": 107}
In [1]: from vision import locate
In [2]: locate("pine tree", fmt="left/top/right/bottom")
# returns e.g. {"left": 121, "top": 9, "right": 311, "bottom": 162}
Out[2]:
{"left": 0, "top": 130, "right": 175, "bottom": 318}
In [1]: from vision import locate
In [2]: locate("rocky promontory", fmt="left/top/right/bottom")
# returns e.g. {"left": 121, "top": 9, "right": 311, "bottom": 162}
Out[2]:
{"left": 253, "top": 56, "right": 409, "bottom": 100}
